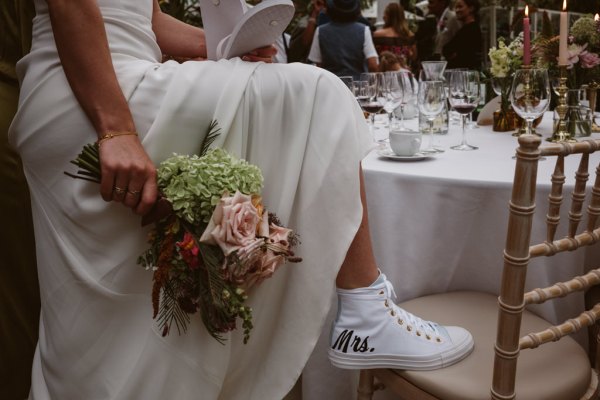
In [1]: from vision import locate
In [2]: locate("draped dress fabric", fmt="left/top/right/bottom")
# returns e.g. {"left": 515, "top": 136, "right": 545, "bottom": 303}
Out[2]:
{"left": 8, "top": 1, "right": 372, "bottom": 399}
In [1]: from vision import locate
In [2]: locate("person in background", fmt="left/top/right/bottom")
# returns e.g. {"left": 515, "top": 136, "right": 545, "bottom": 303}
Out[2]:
{"left": 0, "top": 1, "right": 40, "bottom": 399}
{"left": 308, "top": 0, "right": 378, "bottom": 79}
{"left": 373, "top": 3, "right": 416, "bottom": 70}
{"left": 378, "top": 50, "right": 403, "bottom": 72}
{"left": 428, "top": 0, "right": 461, "bottom": 59}
{"left": 287, "top": 0, "right": 326, "bottom": 63}
{"left": 442, "top": 0, "right": 482, "bottom": 70}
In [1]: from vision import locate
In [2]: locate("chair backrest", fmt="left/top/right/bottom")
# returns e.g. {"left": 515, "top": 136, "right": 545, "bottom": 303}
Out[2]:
{"left": 492, "top": 135, "right": 600, "bottom": 400}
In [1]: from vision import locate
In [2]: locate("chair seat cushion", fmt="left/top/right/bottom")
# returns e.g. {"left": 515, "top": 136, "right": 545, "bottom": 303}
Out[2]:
{"left": 390, "top": 291, "right": 591, "bottom": 400}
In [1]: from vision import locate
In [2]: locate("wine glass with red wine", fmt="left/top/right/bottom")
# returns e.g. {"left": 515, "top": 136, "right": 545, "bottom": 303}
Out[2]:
{"left": 448, "top": 70, "right": 480, "bottom": 151}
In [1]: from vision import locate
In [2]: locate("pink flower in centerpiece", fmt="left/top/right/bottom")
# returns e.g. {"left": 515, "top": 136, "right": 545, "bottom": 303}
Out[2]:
{"left": 200, "top": 191, "right": 261, "bottom": 256}
{"left": 579, "top": 51, "right": 600, "bottom": 68}
{"left": 176, "top": 231, "right": 200, "bottom": 270}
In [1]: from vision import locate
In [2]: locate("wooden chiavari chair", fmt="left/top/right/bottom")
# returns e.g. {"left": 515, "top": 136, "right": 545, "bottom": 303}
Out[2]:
{"left": 357, "top": 135, "right": 600, "bottom": 400}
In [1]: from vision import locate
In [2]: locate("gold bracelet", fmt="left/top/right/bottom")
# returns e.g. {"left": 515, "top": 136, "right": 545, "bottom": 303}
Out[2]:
{"left": 97, "top": 131, "right": 138, "bottom": 145}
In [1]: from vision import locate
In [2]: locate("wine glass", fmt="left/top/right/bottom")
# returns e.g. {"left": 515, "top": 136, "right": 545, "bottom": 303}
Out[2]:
{"left": 360, "top": 73, "right": 386, "bottom": 141}
{"left": 510, "top": 68, "right": 551, "bottom": 136}
{"left": 448, "top": 70, "right": 480, "bottom": 151}
{"left": 444, "top": 69, "right": 466, "bottom": 126}
{"left": 339, "top": 76, "right": 353, "bottom": 91}
{"left": 417, "top": 80, "right": 446, "bottom": 154}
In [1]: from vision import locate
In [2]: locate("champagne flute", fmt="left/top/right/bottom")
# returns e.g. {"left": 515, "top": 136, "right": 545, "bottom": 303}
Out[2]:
{"left": 417, "top": 80, "right": 446, "bottom": 154}
{"left": 382, "top": 72, "right": 401, "bottom": 128}
{"left": 396, "top": 71, "right": 417, "bottom": 129}
{"left": 448, "top": 70, "right": 480, "bottom": 151}
{"left": 510, "top": 68, "right": 550, "bottom": 136}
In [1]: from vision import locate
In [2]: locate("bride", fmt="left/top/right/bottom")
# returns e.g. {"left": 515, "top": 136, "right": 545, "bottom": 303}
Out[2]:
{"left": 9, "top": 0, "right": 473, "bottom": 399}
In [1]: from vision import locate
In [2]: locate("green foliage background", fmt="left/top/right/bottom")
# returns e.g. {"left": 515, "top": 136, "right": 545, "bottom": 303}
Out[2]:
{"left": 158, "top": 0, "right": 376, "bottom": 30}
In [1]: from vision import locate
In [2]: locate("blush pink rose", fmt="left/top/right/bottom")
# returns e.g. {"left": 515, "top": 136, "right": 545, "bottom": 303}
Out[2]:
{"left": 580, "top": 51, "right": 600, "bottom": 69}
{"left": 200, "top": 191, "right": 260, "bottom": 256}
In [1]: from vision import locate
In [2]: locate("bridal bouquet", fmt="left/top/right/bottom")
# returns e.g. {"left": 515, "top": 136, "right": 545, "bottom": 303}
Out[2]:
{"left": 66, "top": 123, "right": 301, "bottom": 344}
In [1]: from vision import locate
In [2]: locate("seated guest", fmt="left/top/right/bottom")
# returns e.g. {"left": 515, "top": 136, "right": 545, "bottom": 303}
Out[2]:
{"left": 442, "top": 0, "right": 482, "bottom": 70}
{"left": 379, "top": 51, "right": 403, "bottom": 72}
{"left": 373, "top": 3, "right": 416, "bottom": 68}
{"left": 308, "top": 0, "right": 378, "bottom": 78}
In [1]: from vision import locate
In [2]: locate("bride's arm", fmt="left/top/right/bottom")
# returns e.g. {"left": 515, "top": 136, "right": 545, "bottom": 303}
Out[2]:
{"left": 151, "top": 0, "right": 207, "bottom": 59}
{"left": 45, "top": 0, "right": 157, "bottom": 215}
{"left": 151, "top": 0, "right": 276, "bottom": 62}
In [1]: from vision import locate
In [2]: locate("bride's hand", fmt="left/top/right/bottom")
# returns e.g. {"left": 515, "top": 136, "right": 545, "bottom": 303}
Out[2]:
{"left": 98, "top": 135, "right": 158, "bottom": 216}
{"left": 242, "top": 45, "right": 277, "bottom": 63}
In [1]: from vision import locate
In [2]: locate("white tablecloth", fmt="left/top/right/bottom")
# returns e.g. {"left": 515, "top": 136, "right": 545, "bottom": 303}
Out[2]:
{"left": 302, "top": 113, "right": 600, "bottom": 400}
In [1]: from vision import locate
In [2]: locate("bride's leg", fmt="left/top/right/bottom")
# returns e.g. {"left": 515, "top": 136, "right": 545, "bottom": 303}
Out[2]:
{"left": 330, "top": 167, "right": 474, "bottom": 371}
{"left": 335, "top": 166, "right": 378, "bottom": 289}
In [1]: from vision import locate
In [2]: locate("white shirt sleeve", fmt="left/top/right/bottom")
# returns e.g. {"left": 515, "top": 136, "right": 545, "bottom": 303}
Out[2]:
{"left": 307, "top": 28, "right": 322, "bottom": 63}
{"left": 363, "top": 26, "right": 378, "bottom": 60}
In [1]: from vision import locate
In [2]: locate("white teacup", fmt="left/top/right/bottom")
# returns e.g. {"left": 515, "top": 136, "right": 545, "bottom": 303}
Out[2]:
{"left": 389, "top": 129, "right": 422, "bottom": 156}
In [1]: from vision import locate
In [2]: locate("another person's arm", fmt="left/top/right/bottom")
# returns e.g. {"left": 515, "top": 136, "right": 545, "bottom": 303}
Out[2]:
{"left": 46, "top": 0, "right": 157, "bottom": 215}
{"left": 307, "top": 27, "right": 322, "bottom": 67}
{"left": 364, "top": 26, "right": 379, "bottom": 72}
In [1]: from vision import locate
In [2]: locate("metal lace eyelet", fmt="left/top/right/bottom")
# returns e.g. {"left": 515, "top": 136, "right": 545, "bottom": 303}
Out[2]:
{"left": 407, "top": 325, "right": 412, "bottom": 332}
{"left": 426, "top": 335, "right": 431, "bottom": 340}
{"left": 398, "top": 319, "right": 404, "bottom": 325}
{"left": 416, "top": 331, "right": 421, "bottom": 336}
{"left": 379, "top": 290, "right": 384, "bottom": 295}
{"left": 436, "top": 337, "right": 442, "bottom": 343}
{"left": 384, "top": 300, "right": 389, "bottom": 307}
{"left": 390, "top": 310, "right": 396, "bottom": 316}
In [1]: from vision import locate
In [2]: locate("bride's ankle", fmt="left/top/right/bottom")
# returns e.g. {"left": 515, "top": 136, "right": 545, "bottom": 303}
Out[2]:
{"left": 336, "top": 270, "right": 382, "bottom": 290}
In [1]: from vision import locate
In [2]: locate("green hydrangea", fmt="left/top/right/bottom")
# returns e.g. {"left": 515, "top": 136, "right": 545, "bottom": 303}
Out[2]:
{"left": 571, "top": 17, "right": 600, "bottom": 49}
{"left": 157, "top": 148, "right": 264, "bottom": 224}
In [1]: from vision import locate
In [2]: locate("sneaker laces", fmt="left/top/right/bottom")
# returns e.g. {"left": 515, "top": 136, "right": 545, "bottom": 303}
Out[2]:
{"left": 383, "top": 279, "right": 441, "bottom": 338}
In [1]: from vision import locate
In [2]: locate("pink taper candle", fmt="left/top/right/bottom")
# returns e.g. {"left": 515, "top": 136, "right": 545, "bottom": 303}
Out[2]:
{"left": 523, "top": 5, "right": 531, "bottom": 65}
{"left": 558, "top": 0, "right": 569, "bottom": 65}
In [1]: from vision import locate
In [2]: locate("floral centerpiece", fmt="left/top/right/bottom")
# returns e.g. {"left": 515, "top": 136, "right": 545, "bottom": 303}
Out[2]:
{"left": 533, "top": 14, "right": 600, "bottom": 136}
{"left": 533, "top": 15, "right": 600, "bottom": 88}
{"left": 66, "top": 122, "right": 301, "bottom": 344}
{"left": 488, "top": 34, "right": 524, "bottom": 131}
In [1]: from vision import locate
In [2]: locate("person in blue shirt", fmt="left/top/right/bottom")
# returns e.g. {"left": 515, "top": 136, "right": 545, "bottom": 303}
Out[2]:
{"left": 308, "top": 0, "right": 378, "bottom": 79}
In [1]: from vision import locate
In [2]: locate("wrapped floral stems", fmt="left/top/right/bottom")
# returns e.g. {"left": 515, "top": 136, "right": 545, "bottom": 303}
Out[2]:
{"left": 66, "top": 122, "right": 301, "bottom": 344}
{"left": 549, "top": 65, "right": 576, "bottom": 143}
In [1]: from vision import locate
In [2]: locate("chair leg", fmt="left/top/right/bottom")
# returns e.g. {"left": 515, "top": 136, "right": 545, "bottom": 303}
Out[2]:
{"left": 357, "top": 370, "right": 376, "bottom": 400}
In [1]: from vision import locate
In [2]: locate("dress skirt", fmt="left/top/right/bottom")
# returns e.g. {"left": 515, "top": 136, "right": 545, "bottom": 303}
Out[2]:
{"left": 9, "top": 1, "right": 372, "bottom": 399}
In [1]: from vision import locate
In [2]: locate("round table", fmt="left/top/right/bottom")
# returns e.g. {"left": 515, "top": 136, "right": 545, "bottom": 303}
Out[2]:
{"left": 301, "top": 113, "right": 600, "bottom": 400}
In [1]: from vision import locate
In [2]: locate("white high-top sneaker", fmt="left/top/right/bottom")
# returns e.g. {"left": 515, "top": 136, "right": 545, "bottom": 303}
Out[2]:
{"left": 329, "top": 274, "right": 474, "bottom": 370}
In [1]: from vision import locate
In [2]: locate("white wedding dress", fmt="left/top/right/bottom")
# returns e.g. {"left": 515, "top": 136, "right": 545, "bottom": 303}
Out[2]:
{"left": 8, "top": 1, "right": 371, "bottom": 399}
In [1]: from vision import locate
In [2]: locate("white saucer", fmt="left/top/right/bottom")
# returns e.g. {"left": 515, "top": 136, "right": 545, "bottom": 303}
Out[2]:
{"left": 376, "top": 148, "right": 435, "bottom": 161}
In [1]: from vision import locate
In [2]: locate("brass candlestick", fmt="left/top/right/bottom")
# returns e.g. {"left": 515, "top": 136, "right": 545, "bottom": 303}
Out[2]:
{"left": 587, "top": 81, "right": 600, "bottom": 133}
{"left": 549, "top": 64, "right": 576, "bottom": 142}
